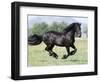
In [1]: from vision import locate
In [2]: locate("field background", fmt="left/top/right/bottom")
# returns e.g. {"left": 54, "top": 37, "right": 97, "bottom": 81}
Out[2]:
{"left": 28, "top": 38, "right": 88, "bottom": 66}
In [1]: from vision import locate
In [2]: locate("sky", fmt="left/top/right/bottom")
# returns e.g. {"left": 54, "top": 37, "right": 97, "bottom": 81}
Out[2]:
{"left": 28, "top": 15, "right": 88, "bottom": 28}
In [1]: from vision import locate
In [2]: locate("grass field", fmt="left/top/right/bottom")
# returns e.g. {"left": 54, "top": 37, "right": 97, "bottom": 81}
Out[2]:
{"left": 28, "top": 38, "right": 88, "bottom": 66}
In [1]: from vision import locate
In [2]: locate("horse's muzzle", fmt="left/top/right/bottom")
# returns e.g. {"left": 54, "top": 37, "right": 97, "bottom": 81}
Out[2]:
{"left": 78, "top": 33, "right": 81, "bottom": 37}
{"left": 77, "top": 32, "right": 81, "bottom": 37}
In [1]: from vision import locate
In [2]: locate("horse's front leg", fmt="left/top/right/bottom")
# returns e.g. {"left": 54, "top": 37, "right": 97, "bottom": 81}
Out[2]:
{"left": 62, "top": 44, "right": 77, "bottom": 59}
{"left": 62, "top": 47, "right": 70, "bottom": 59}
{"left": 70, "top": 44, "right": 77, "bottom": 55}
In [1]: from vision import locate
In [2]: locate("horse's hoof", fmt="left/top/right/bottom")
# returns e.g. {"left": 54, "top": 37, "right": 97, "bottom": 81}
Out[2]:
{"left": 62, "top": 55, "right": 68, "bottom": 59}
{"left": 55, "top": 55, "right": 58, "bottom": 59}
{"left": 53, "top": 53, "right": 58, "bottom": 59}
{"left": 70, "top": 51, "right": 75, "bottom": 55}
{"left": 54, "top": 55, "right": 58, "bottom": 59}
{"left": 49, "top": 54, "right": 52, "bottom": 56}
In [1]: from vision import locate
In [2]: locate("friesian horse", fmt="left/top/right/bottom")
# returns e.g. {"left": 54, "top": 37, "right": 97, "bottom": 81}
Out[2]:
{"left": 28, "top": 23, "right": 81, "bottom": 59}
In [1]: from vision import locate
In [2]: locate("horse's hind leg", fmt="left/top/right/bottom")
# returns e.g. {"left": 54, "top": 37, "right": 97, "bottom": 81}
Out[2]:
{"left": 45, "top": 45, "right": 54, "bottom": 56}
{"left": 45, "top": 45, "right": 58, "bottom": 59}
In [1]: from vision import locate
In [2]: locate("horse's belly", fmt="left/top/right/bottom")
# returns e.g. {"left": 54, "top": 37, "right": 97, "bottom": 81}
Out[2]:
{"left": 54, "top": 38, "right": 70, "bottom": 47}
{"left": 55, "top": 43, "right": 65, "bottom": 47}
{"left": 55, "top": 42, "right": 70, "bottom": 47}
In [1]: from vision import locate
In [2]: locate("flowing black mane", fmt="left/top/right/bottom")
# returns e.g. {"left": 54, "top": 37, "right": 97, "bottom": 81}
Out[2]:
{"left": 63, "top": 23, "right": 79, "bottom": 33}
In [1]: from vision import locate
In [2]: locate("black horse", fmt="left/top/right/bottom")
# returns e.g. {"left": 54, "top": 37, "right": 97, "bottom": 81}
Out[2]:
{"left": 28, "top": 23, "right": 81, "bottom": 59}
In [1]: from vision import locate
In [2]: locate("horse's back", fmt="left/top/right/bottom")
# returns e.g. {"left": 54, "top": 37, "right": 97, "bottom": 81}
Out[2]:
{"left": 43, "top": 31, "right": 61, "bottom": 44}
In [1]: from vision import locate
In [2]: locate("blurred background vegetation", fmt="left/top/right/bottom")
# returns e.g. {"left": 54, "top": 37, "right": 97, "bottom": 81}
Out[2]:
{"left": 28, "top": 22, "right": 68, "bottom": 36}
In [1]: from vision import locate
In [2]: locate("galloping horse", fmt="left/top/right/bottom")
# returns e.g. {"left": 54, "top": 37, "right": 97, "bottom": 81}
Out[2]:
{"left": 28, "top": 23, "right": 81, "bottom": 59}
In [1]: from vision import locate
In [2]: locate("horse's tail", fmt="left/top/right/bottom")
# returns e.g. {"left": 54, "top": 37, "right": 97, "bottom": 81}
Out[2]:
{"left": 28, "top": 34, "right": 42, "bottom": 45}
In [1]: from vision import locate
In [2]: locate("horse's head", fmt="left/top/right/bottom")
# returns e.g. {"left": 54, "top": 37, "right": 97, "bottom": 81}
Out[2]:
{"left": 63, "top": 23, "right": 81, "bottom": 37}
{"left": 74, "top": 23, "right": 81, "bottom": 37}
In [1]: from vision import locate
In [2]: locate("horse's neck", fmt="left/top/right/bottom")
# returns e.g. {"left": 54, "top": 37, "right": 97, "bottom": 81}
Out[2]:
{"left": 65, "top": 29, "right": 75, "bottom": 39}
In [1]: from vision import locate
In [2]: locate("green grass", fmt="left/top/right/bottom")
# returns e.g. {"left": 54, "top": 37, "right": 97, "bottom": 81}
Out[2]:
{"left": 28, "top": 38, "right": 88, "bottom": 66}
